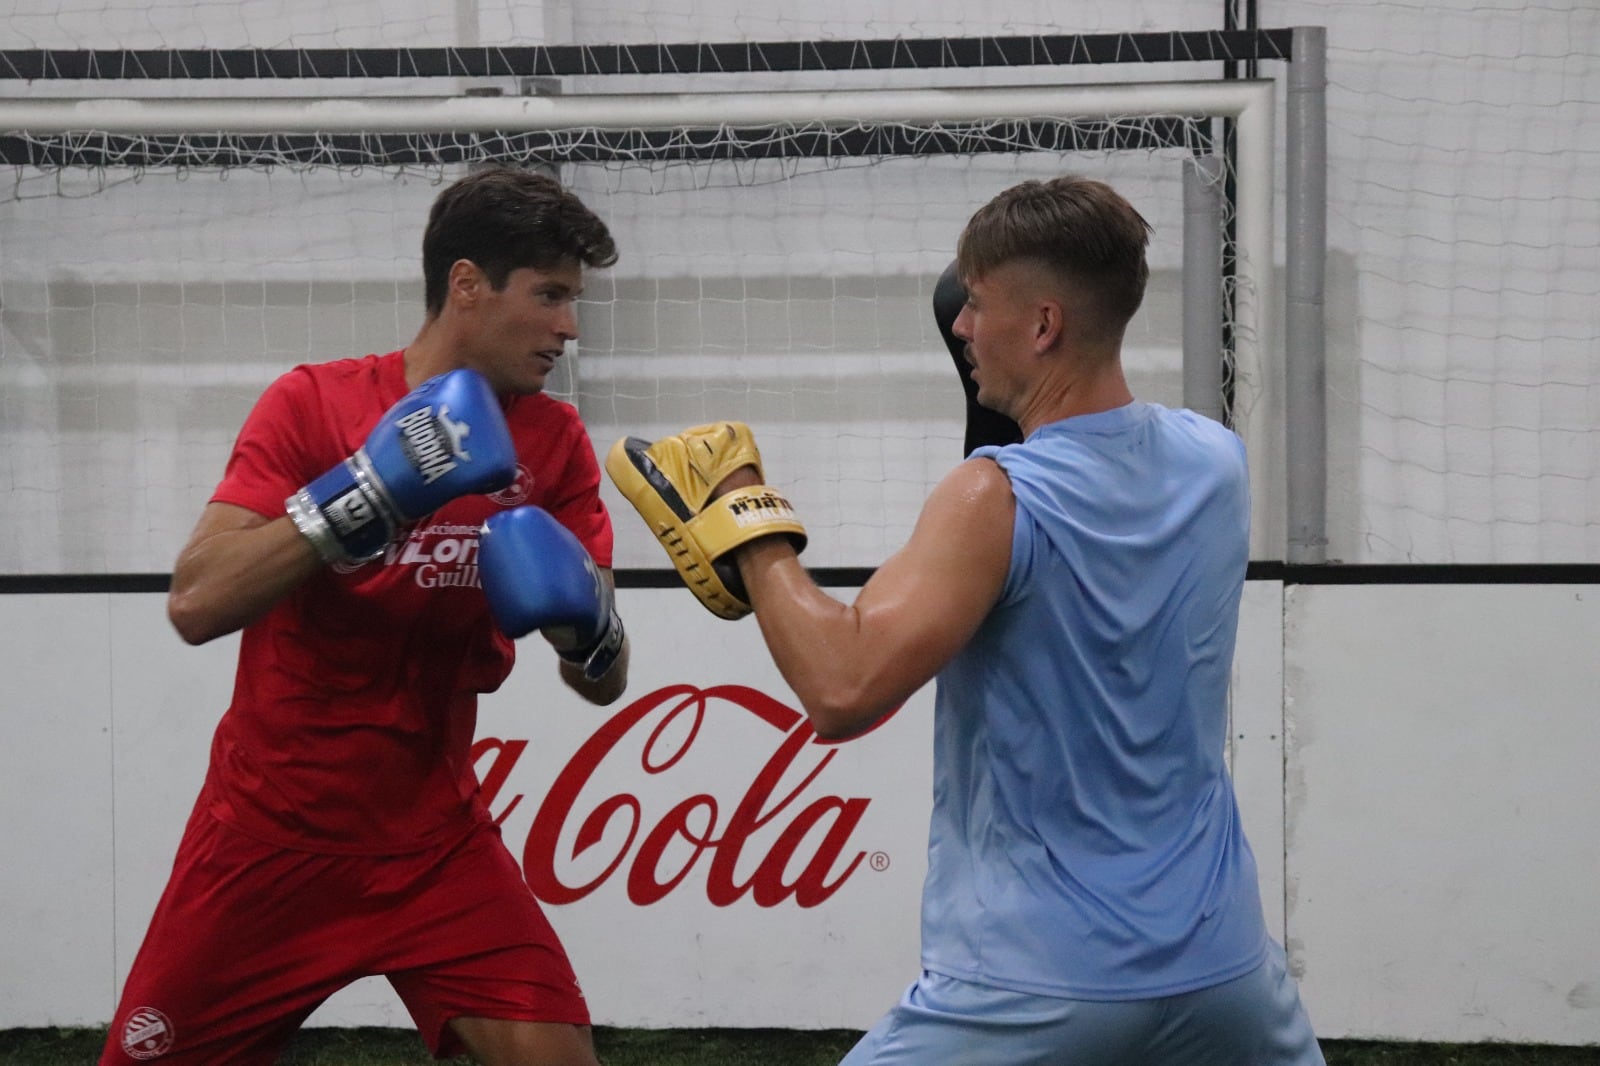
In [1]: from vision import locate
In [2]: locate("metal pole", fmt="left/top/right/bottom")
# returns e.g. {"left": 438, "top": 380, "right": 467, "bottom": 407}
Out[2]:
{"left": 1286, "top": 26, "right": 1328, "bottom": 564}
{"left": 1183, "top": 154, "right": 1226, "bottom": 423}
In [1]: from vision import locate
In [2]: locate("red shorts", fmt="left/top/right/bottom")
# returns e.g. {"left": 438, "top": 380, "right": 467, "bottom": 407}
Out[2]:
{"left": 100, "top": 806, "right": 588, "bottom": 1065}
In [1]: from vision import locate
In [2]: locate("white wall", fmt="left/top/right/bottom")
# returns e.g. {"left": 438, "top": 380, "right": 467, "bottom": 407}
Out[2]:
{"left": 1284, "top": 584, "right": 1600, "bottom": 1044}
{"left": 4, "top": 581, "right": 1599, "bottom": 1044}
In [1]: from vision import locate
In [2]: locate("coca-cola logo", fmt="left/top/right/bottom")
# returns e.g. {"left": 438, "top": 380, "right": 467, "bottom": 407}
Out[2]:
{"left": 474, "top": 684, "right": 887, "bottom": 909}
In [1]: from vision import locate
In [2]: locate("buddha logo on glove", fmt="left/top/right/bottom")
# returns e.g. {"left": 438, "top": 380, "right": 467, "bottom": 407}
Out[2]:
{"left": 397, "top": 404, "right": 468, "bottom": 484}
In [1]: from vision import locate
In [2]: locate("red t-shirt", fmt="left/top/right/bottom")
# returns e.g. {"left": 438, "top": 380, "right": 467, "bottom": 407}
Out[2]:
{"left": 200, "top": 350, "right": 612, "bottom": 854}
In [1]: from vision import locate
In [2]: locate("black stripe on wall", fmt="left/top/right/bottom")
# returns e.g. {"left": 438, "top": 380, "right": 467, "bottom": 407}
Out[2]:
{"left": 4, "top": 563, "right": 1599, "bottom": 596}
{"left": 0, "top": 31, "right": 1296, "bottom": 81}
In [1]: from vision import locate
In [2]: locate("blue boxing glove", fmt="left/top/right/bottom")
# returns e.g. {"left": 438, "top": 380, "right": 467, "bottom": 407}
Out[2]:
{"left": 479, "top": 506, "right": 626, "bottom": 682}
{"left": 287, "top": 368, "right": 516, "bottom": 563}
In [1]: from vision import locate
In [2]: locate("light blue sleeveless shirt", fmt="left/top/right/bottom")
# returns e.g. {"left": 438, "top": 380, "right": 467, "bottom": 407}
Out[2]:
{"left": 920, "top": 401, "right": 1268, "bottom": 1000}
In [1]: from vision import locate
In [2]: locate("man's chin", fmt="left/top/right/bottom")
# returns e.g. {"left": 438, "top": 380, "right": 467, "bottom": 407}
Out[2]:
{"left": 506, "top": 371, "right": 549, "bottom": 396}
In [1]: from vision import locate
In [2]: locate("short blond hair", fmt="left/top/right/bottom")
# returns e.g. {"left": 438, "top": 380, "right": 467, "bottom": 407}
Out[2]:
{"left": 957, "top": 176, "right": 1152, "bottom": 337}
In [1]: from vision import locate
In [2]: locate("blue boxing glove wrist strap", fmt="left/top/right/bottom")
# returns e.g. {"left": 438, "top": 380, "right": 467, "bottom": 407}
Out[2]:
{"left": 558, "top": 607, "right": 625, "bottom": 682}
{"left": 286, "top": 452, "right": 401, "bottom": 564}
{"left": 285, "top": 486, "right": 349, "bottom": 564}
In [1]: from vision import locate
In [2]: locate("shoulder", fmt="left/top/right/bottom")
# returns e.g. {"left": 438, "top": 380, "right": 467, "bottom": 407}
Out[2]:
{"left": 267, "top": 353, "right": 387, "bottom": 402}
{"left": 1161, "top": 404, "right": 1240, "bottom": 444}
{"left": 950, "top": 453, "right": 1013, "bottom": 491}
{"left": 900, "top": 456, "right": 1016, "bottom": 598}
{"left": 503, "top": 392, "right": 589, "bottom": 452}
{"left": 502, "top": 393, "right": 601, "bottom": 492}
{"left": 1153, "top": 405, "right": 1247, "bottom": 468}
{"left": 924, "top": 455, "right": 1016, "bottom": 526}
{"left": 506, "top": 390, "right": 583, "bottom": 429}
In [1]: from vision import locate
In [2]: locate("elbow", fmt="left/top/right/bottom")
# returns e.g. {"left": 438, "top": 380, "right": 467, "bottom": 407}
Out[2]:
{"left": 578, "top": 672, "right": 628, "bottom": 707}
{"left": 807, "top": 713, "right": 864, "bottom": 742}
{"left": 169, "top": 613, "right": 215, "bottom": 647}
{"left": 802, "top": 683, "right": 889, "bottom": 742}
{"left": 167, "top": 590, "right": 225, "bottom": 646}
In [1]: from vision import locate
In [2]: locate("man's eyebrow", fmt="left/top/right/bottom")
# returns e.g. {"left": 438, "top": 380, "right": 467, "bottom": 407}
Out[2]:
{"left": 539, "top": 279, "right": 582, "bottom": 298}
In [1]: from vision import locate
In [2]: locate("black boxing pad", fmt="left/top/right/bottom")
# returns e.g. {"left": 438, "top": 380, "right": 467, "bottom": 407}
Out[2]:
{"left": 934, "top": 259, "right": 1023, "bottom": 457}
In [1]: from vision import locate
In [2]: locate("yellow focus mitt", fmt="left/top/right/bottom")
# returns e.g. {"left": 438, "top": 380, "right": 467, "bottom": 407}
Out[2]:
{"left": 605, "top": 422, "right": 807, "bottom": 620}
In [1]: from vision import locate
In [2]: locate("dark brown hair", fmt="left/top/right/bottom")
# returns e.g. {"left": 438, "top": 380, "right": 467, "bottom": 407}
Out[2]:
{"left": 422, "top": 167, "right": 618, "bottom": 315}
{"left": 957, "top": 176, "right": 1152, "bottom": 335}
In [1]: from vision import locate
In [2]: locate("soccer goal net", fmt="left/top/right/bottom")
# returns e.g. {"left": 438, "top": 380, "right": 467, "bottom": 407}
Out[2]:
{"left": 0, "top": 36, "right": 1294, "bottom": 575}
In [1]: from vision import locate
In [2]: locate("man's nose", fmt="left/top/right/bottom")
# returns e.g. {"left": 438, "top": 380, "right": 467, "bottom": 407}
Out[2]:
{"left": 555, "top": 302, "right": 579, "bottom": 339}
{"left": 952, "top": 305, "right": 973, "bottom": 342}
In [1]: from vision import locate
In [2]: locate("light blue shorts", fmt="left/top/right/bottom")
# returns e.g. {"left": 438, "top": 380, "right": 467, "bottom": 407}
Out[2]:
{"left": 839, "top": 942, "right": 1324, "bottom": 1066}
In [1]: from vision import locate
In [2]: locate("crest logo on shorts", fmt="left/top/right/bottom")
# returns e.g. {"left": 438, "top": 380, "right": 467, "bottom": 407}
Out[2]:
{"left": 121, "top": 1006, "right": 176, "bottom": 1060}
{"left": 488, "top": 463, "right": 534, "bottom": 507}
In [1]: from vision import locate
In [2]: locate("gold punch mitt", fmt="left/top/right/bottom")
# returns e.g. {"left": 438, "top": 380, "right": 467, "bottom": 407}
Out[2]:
{"left": 605, "top": 422, "right": 807, "bottom": 620}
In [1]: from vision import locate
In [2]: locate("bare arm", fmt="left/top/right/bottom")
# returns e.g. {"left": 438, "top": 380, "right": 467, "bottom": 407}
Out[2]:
{"left": 728, "top": 458, "right": 1014, "bottom": 739}
{"left": 167, "top": 502, "right": 324, "bottom": 645}
{"left": 555, "top": 567, "right": 631, "bottom": 706}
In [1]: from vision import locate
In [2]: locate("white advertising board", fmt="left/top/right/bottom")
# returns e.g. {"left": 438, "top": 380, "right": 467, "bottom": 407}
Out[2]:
{"left": 0, "top": 581, "right": 1287, "bottom": 1032}
{"left": 23, "top": 581, "right": 1600, "bottom": 1046}
{"left": 3, "top": 588, "right": 938, "bottom": 1032}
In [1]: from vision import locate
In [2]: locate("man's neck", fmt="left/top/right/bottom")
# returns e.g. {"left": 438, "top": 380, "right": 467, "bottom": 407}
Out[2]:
{"left": 1017, "top": 359, "right": 1134, "bottom": 437}
{"left": 402, "top": 318, "right": 458, "bottom": 389}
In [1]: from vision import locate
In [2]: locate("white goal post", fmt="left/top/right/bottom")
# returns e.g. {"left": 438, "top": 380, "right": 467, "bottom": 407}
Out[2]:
{"left": 0, "top": 76, "right": 1286, "bottom": 563}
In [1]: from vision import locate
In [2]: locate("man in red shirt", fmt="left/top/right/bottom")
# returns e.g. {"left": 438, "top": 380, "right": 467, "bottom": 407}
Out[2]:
{"left": 102, "top": 168, "right": 627, "bottom": 1066}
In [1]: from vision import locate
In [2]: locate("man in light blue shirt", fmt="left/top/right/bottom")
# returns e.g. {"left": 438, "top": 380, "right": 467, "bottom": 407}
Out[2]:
{"left": 626, "top": 176, "right": 1322, "bottom": 1065}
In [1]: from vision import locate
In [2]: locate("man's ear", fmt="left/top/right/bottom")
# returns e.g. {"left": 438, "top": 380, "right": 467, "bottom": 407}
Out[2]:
{"left": 446, "top": 258, "right": 484, "bottom": 307}
{"left": 1034, "top": 299, "right": 1064, "bottom": 353}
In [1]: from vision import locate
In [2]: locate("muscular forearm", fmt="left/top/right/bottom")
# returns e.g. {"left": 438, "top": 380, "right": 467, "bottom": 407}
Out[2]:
{"left": 168, "top": 514, "right": 323, "bottom": 645}
{"left": 735, "top": 537, "right": 896, "bottom": 739}
{"left": 728, "top": 458, "right": 1013, "bottom": 739}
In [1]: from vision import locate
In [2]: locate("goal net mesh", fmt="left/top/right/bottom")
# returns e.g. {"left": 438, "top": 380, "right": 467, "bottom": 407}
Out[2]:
{"left": 5, "top": 4, "right": 1599, "bottom": 570}
{"left": 0, "top": 118, "right": 1223, "bottom": 573}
